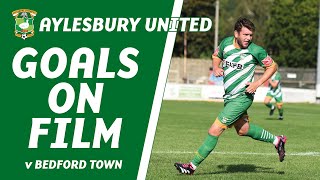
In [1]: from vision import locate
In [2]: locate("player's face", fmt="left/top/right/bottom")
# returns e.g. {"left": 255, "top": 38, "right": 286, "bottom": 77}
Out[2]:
{"left": 234, "top": 27, "right": 253, "bottom": 49}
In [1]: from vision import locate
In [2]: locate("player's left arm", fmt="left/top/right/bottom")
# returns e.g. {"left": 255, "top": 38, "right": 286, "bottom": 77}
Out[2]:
{"left": 246, "top": 49, "right": 278, "bottom": 93}
{"left": 246, "top": 62, "right": 277, "bottom": 93}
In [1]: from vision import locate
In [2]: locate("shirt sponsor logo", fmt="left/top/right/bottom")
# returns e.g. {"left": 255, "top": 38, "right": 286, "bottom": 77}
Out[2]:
{"left": 223, "top": 60, "right": 243, "bottom": 70}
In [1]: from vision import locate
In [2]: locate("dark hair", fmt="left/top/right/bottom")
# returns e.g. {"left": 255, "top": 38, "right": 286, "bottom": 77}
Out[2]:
{"left": 234, "top": 17, "right": 255, "bottom": 32}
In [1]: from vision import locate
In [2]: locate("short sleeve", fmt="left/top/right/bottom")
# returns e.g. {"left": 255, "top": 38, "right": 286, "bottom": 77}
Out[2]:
{"left": 212, "top": 37, "right": 230, "bottom": 60}
{"left": 252, "top": 46, "right": 274, "bottom": 68}
{"left": 275, "top": 72, "right": 281, "bottom": 81}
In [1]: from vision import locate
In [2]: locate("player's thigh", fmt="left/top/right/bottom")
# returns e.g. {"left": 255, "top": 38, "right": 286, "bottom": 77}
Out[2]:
{"left": 264, "top": 94, "right": 273, "bottom": 104}
{"left": 275, "top": 93, "right": 283, "bottom": 108}
{"left": 217, "top": 95, "right": 253, "bottom": 126}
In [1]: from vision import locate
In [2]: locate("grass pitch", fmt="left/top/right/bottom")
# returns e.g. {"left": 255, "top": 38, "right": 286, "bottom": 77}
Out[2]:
{"left": 146, "top": 100, "right": 320, "bottom": 180}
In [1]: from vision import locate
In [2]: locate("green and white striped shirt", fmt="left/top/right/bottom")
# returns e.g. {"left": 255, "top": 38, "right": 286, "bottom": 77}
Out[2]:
{"left": 215, "top": 36, "right": 273, "bottom": 100}
{"left": 268, "top": 71, "right": 282, "bottom": 96}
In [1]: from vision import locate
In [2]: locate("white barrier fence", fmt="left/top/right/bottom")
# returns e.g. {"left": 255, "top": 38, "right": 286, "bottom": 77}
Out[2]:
{"left": 164, "top": 83, "right": 316, "bottom": 103}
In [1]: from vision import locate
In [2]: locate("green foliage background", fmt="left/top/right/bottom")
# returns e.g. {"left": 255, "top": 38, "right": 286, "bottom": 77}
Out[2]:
{"left": 173, "top": 0, "right": 319, "bottom": 68}
{"left": 266, "top": 0, "right": 319, "bottom": 68}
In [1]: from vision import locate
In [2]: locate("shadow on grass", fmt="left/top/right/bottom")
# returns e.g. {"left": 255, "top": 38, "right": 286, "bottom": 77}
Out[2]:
{"left": 265, "top": 117, "right": 281, "bottom": 121}
{"left": 195, "top": 164, "right": 285, "bottom": 175}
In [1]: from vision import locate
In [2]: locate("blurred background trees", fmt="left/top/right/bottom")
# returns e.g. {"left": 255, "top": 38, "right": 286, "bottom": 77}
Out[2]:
{"left": 172, "top": 0, "right": 319, "bottom": 68}
{"left": 266, "top": 0, "right": 318, "bottom": 68}
{"left": 173, "top": 0, "right": 216, "bottom": 59}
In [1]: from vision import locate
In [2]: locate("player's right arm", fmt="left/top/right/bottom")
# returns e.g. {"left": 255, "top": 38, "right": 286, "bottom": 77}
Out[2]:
{"left": 212, "top": 47, "right": 224, "bottom": 77}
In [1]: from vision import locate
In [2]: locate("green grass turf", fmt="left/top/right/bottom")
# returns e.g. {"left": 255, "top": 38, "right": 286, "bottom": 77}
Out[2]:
{"left": 146, "top": 100, "right": 320, "bottom": 180}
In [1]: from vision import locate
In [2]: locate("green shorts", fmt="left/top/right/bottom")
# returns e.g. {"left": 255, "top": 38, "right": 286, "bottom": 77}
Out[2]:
{"left": 266, "top": 91, "right": 283, "bottom": 103}
{"left": 217, "top": 93, "right": 253, "bottom": 126}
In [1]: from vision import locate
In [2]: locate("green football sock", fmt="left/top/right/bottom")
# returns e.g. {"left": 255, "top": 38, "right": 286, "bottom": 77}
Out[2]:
{"left": 245, "top": 124, "right": 275, "bottom": 143}
{"left": 279, "top": 108, "right": 284, "bottom": 116}
{"left": 191, "top": 134, "right": 218, "bottom": 167}
{"left": 265, "top": 102, "right": 273, "bottom": 109}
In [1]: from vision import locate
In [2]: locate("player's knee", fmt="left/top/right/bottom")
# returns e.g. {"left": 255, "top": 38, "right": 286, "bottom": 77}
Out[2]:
{"left": 264, "top": 99, "right": 270, "bottom": 104}
{"left": 237, "top": 129, "right": 248, "bottom": 136}
{"left": 235, "top": 123, "right": 249, "bottom": 136}
{"left": 277, "top": 104, "right": 282, "bottom": 109}
{"left": 208, "top": 119, "right": 226, "bottom": 136}
{"left": 208, "top": 127, "right": 223, "bottom": 136}
{"left": 234, "top": 117, "right": 249, "bottom": 136}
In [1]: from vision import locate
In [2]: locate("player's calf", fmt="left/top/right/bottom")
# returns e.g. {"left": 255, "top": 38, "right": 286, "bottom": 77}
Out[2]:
{"left": 269, "top": 105, "right": 275, "bottom": 116}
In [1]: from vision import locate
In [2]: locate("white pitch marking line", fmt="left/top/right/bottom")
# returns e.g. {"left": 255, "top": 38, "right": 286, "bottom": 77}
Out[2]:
{"left": 153, "top": 151, "right": 320, "bottom": 156}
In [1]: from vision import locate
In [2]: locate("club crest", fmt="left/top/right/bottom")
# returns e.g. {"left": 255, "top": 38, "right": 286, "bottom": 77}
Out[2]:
{"left": 12, "top": 9, "right": 37, "bottom": 40}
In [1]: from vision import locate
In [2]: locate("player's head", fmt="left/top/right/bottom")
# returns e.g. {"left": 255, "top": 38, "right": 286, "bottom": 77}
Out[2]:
{"left": 234, "top": 17, "right": 255, "bottom": 49}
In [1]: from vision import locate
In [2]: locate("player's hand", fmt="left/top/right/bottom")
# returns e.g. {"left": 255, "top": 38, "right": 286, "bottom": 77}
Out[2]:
{"left": 213, "top": 67, "right": 224, "bottom": 77}
{"left": 245, "top": 82, "right": 259, "bottom": 94}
